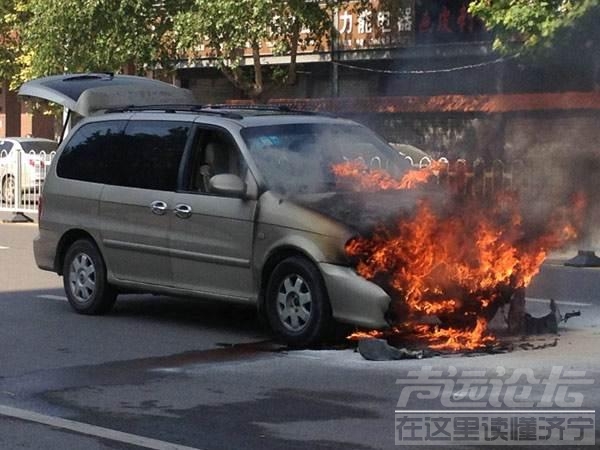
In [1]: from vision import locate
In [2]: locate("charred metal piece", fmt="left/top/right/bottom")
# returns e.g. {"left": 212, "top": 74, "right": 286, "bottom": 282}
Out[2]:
{"left": 518, "top": 339, "right": 559, "bottom": 350}
{"left": 358, "top": 338, "right": 424, "bottom": 361}
{"left": 561, "top": 310, "right": 581, "bottom": 323}
{"left": 523, "top": 299, "right": 561, "bottom": 335}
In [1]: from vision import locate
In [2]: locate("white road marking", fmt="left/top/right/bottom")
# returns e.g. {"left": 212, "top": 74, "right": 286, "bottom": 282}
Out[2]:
{"left": 0, "top": 404, "right": 204, "bottom": 450}
{"left": 0, "top": 246, "right": 8, "bottom": 250}
{"left": 36, "top": 294, "right": 67, "bottom": 302}
{"left": 526, "top": 297, "right": 592, "bottom": 307}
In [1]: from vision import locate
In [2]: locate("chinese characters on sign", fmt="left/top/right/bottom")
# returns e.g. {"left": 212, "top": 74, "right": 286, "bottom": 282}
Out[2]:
{"left": 394, "top": 366, "right": 596, "bottom": 446}
{"left": 335, "top": 0, "right": 415, "bottom": 50}
{"left": 395, "top": 413, "right": 595, "bottom": 445}
{"left": 415, "top": 0, "right": 488, "bottom": 43}
{"left": 193, "top": 0, "right": 488, "bottom": 61}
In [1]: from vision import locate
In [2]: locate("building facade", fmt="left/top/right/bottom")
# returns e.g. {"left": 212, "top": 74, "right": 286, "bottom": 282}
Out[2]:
{"left": 2, "top": 0, "right": 599, "bottom": 156}
{"left": 173, "top": 0, "right": 600, "bottom": 161}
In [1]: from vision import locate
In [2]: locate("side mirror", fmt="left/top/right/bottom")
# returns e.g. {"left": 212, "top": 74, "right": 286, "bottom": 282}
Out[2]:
{"left": 209, "top": 174, "right": 247, "bottom": 197}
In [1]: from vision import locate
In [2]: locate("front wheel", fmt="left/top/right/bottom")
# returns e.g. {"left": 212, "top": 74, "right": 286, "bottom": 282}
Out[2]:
{"left": 265, "top": 256, "right": 332, "bottom": 347}
{"left": 62, "top": 239, "right": 117, "bottom": 315}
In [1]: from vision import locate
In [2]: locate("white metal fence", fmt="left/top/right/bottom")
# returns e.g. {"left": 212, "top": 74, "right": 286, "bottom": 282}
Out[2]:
{"left": 400, "top": 155, "right": 559, "bottom": 199}
{"left": 0, "top": 148, "right": 555, "bottom": 216}
{"left": 0, "top": 148, "right": 56, "bottom": 215}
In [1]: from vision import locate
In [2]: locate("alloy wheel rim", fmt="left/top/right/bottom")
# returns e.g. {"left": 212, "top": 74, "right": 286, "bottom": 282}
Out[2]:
{"left": 3, "top": 178, "right": 15, "bottom": 204}
{"left": 68, "top": 253, "right": 96, "bottom": 303}
{"left": 276, "top": 274, "right": 312, "bottom": 332}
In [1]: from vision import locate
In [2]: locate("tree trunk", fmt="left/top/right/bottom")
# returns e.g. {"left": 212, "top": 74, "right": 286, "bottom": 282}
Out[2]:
{"left": 251, "top": 42, "right": 264, "bottom": 101}
{"left": 219, "top": 60, "right": 257, "bottom": 100}
{"left": 286, "top": 20, "right": 300, "bottom": 86}
{"left": 593, "top": 44, "right": 600, "bottom": 91}
{"left": 121, "top": 61, "right": 136, "bottom": 75}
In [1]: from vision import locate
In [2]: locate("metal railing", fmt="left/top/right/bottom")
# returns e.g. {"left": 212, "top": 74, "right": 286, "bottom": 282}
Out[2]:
{"left": 401, "top": 155, "right": 557, "bottom": 199}
{"left": 0, "top": 148, "right": 557, "bottom": 216}
{"left": 0, "top": 148, "right": 56, "bottom": 215}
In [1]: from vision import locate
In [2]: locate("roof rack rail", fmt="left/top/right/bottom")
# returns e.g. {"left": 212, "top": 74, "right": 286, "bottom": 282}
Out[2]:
{"left": 104, "top": 104, "right": 243, "bottom": 119}
{"left": 207, "top": 104, "right": 336, "bottom": 117}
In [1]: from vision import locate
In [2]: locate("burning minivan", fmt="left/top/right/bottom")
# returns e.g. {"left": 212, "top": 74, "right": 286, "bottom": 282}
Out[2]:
{"left": 23, "top": 74, "right": 586, "bottom": 349}
{"left": 24, "top": 73, "right": 429, "bottom": 348}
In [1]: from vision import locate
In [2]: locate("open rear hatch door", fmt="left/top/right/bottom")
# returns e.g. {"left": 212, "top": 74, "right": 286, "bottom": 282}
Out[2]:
{"left": 18, "top": 73, "right": 197, "bottom": 117}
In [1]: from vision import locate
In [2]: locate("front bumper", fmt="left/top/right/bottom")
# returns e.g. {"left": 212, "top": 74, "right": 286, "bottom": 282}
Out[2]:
{"left": 319, "top": 263, "right": 390, "bottom": 329}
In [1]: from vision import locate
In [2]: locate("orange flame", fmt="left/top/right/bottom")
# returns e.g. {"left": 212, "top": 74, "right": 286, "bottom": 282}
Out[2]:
{"left": 415, "top": 318, "right": 495, "bottom": 351}
{"left": 336, "top": 162, "right": 586, "bottom": 352}
{"left": 331, "top": 159, "right": 444, "bottom": 191}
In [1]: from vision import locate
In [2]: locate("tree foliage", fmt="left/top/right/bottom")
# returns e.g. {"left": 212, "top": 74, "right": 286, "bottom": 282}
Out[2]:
{"left": 0, "top": 0, "right": 27, "bottom": 81}
{"left": 174, "top": 0, "right": 334, "bottom": 100}
{"left": 469, "top": 0, "right": 600, "bottom": 54}
{"left": 17, "top": 0, "right": 188, "bottom": 83}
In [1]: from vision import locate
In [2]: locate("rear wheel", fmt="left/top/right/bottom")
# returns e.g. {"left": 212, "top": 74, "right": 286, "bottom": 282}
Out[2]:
{"left": 265, "top": 256, "right": 332, "bottom": 347}
{"left": 1, "top": 175, "right": 15, "bottom": 205}
{"left": 62, "top": 239, "right": 117, "bottom": 315}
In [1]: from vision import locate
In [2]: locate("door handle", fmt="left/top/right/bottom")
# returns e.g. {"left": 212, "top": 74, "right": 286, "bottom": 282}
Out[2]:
{"left": 150, "top": 200, "right": 168, "bottom": 215}
{"left": 174, "top": 204, "right": 192, "bottom": 219}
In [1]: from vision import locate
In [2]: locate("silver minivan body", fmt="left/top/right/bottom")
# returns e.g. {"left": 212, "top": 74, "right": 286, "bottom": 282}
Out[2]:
{"left": 26, "top": 75, "right": 401, "bottom": 345}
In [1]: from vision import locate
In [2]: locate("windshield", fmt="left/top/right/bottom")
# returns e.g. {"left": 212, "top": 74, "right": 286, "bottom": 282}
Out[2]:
{"left": 241, "top": 123, "right": 411, "bottom": 195}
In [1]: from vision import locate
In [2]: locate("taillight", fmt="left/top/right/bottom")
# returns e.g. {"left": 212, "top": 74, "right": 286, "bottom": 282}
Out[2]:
{"left": 38, "top": 193, "right": 44, "bottom": 223}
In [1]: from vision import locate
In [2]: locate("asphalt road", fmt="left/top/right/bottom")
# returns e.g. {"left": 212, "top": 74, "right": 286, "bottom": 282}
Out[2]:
{"left": 1, "top": 220, "right": 599, "bottom": 449}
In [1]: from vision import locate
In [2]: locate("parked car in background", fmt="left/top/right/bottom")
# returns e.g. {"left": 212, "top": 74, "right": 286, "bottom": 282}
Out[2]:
{"left": 0, "top": 137, "right": 57, "bottom": 204}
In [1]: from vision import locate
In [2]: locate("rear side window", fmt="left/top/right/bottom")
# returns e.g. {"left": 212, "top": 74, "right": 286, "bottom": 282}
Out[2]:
{"left": 57, "top": 119, "right": 191, "bottom": 191}
{"left": 57, "top": 120, "right": 127, "bottom": 184}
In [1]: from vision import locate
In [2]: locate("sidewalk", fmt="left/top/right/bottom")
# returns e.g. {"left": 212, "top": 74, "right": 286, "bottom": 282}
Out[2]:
{"left": 0, "top": 211, "right": 37, "bottom": 224}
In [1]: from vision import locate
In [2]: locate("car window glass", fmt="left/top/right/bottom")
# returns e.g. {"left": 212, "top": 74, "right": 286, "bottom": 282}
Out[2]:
{"left": 121, "top": 121, "right": 191, "bottom": 191}
{"left": 0, "top": 141, "right": 14, "bottom": 155}
{"left": 20, "top": 141, "right": 58, "bottom": 154}
{"left": 57, "top": 120, "right": 127, "bottom": 183}
{"left": 188, "top": 128, "right": 243, "bottom": 193}
{"left": 57, "top": 120, "right": 191, "bottom": 190}
{"left": 241, "top": 123, "right": 411, "bottom": 195}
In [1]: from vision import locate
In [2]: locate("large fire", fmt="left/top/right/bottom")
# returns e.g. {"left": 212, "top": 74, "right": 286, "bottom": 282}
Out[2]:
{"left": 332, "top": 160, "right": 586, "bottom": 352}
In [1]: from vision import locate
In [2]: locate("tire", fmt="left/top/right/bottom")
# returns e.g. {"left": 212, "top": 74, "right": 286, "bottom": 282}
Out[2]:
{"left": 62, "top": 239, "right": 117, "bottom": 315}
{"left": 1, "top": 175, "right": 15, "bottom": 205}
{"left": 265, "top": 256, "right": 332, "bottom": 347}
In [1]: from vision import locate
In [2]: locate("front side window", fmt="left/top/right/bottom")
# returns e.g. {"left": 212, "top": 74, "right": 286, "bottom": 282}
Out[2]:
{"left": 186, "top": 127, "right": 243, "bottom": 193}
{"left": 121, "top": 121, "right": 191, "bottom": 191}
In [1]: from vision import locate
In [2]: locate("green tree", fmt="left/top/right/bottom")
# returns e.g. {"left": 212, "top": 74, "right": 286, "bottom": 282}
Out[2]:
{"left": 0, "top": 0, "right": 27, "bottom": 82}
{"left": 19, "top": 0, "right": 187, "bottom": 82}
{"left": 469, "top": 0, "right": 600, "bottom": 54}
{"left": 174, "top": 0, "right": 334, "bottom": 100}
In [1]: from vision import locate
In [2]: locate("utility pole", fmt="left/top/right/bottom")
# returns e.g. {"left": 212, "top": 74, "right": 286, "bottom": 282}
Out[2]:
{"left": 331, "top": 4, "right": 339, "bottom": 97}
